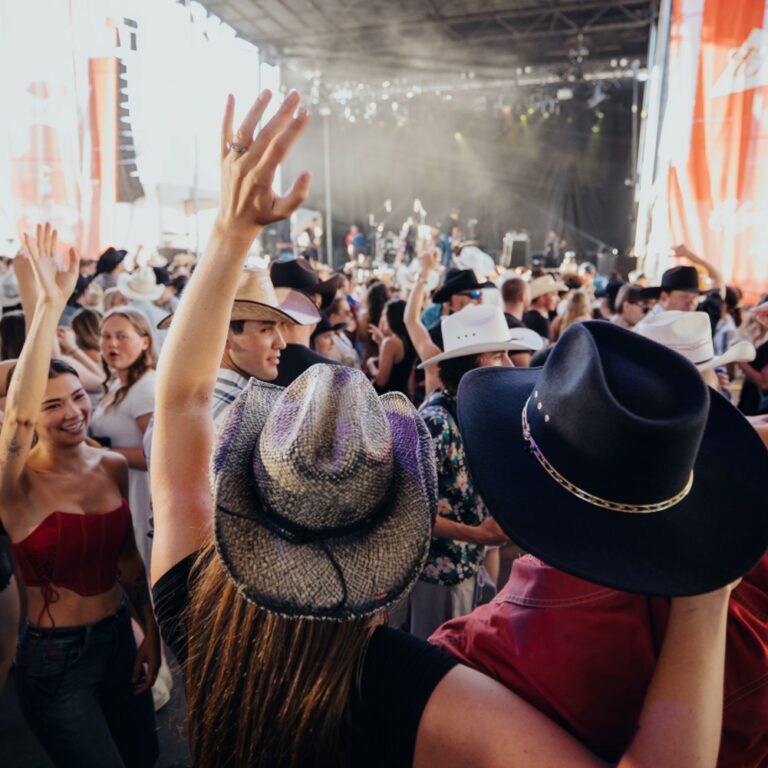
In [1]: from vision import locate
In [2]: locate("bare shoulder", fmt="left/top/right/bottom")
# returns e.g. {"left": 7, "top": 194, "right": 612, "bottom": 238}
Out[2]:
{"left": 99, "top": 448, "right": 129, "bottom": 488}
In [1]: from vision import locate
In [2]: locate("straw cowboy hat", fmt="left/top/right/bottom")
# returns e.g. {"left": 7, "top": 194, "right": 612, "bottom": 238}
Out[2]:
{"left": 528, "top": 274, "right": 568, "bottom": 301}
{"left": 457, "top": 321, "right": 768, "bottom": 596}
{"left": 635, "top": 310, "right": 755, "bottom": 371}
{"left": 157, "top": 268, "right": 320, "bottom": 330}
{"left": 418, "top": 305, "right": 542, "bottom": 368}
{"left": 117, "top": 265, "right": 165, "bottom": 302}
{"left": 212, "top": 365, "right": 437, "bottom": 619}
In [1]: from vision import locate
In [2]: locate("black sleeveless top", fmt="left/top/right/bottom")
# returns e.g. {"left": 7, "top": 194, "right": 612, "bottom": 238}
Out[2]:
{"left": 376, "top": 336, "right": 416, "bottom": 397}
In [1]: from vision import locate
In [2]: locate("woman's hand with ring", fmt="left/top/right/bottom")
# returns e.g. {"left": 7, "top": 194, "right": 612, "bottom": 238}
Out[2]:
{"left": 216, "top": 90, "right": 312, "bottom": 244}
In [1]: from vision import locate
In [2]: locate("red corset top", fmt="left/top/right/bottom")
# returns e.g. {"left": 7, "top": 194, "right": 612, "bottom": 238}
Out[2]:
{"left": 12, "top": 500, "right": 131, "bottom": 618}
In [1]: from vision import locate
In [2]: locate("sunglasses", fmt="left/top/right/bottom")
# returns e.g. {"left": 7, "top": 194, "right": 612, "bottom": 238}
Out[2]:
{"left": 459, "top": 290, "right": 482, "bottom": 299}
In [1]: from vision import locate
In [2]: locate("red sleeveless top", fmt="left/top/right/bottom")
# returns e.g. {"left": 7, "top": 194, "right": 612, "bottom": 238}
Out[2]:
{"left": 12, "top": 500, "right": 131, "bottom": 624}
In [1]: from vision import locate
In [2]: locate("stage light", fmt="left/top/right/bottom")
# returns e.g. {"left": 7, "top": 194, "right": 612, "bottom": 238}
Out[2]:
{"left": 453, "top": 131, "right": 463, "bottom": 141}
{"left": 520, "top": 114, "right": 528, "bottom": 124}
{"left": 524, "top": 65, "right": 532, "bottom": 74}
{"left": 592, "top": 125, "right": 600, "bottom": 134}
{"left": 619, "top": 58, "right": 629, "bottom": 67}
{"left": 382, "top": 80, "right": 391, "bottom": 88}
{"left": 543, "top": 112, "right": 550, "bottom": 119}
{"left": 596, "top": 111, "right": 605, "bottom": 119}
{"left": 391, "top": 101, "right": 399, "bottom": 111}
{"left": 527, "top": 106, "right": 535, "bottom": 115}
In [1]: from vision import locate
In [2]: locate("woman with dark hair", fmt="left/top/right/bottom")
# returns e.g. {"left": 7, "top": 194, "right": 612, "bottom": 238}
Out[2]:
{"left": 0, "top": 224, "right": 158, "bottom": 767}
{"left": 366, "top": 298, "right": 416, "bottom": 395}
{"left": 0, "top": 310, "right": 25, "bottom": 360}
{"left": 150, "top": 90, "right": 734, "bottom": 768}
{"left": 357, "top": 280, "right": 389, "bottom": 365}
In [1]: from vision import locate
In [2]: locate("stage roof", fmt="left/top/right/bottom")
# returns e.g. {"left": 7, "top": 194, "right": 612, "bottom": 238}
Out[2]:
{"left": 200, "top": 0, "right": 657, "bottom": 81}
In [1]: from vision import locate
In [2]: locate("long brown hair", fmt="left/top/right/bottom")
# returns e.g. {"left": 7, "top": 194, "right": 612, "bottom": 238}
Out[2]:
{"left": 101, "top": 307, "right": 154, "bottom": 408}
{"left": 71, "top": 307, "right": 102, "bottom": 353}
{"left": 185, "top": 544, "right": 375, "bottom": 768}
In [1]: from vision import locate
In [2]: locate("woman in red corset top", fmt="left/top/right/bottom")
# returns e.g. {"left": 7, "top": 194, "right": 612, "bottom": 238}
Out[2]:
{"left": 0, "top": 225, "right": 159, "bottom": 768}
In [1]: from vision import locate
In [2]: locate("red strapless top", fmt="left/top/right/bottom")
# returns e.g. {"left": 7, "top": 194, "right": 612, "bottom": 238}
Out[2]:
{"left": 12, "top": 500, "right": 131, "bottom": 624}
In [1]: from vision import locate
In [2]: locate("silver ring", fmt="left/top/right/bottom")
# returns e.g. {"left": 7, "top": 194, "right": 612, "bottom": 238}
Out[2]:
{"left": 227, "top": 141, "right": 248, "bottom": 155}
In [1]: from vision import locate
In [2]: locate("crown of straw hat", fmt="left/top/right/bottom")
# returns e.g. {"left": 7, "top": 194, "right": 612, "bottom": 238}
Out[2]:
{"left": 635, "top": 310, "right": 755, "bottom": 371}
{"left": 528, "top": 274, "right": 568, "bottom": 301}
{"left": 117, "top": 265, "right": 164, "bottom": 301}
{"left": 157, "top": 268, "right": 320, "bottom": 330}
{"left": 418, "top": 304, "right": 542, "bottom": 368}
{"left": 457, "top": 321, "right": 768, "bottom": 596}
{"left": 212, "top": 365, "right": 436, "bottom": 620}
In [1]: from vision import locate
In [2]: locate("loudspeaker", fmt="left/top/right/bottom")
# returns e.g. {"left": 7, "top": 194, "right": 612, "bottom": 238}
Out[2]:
{"left": 614, "top": 255, "right": 638, "bottom": 279}
{"left": 510, "top": 239, "right": 529, "bottom": 268}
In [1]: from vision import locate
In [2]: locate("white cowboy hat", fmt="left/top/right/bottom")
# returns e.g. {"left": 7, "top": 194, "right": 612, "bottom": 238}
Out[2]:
{"left": 635, "top": 310, "right": 755, "bottom": 371}
{"left": 529, "top": 273, "right": 568, "bottom": 301}
{"left": 117, "top": 265, "right": 165, "bottom": 302}
{"left": 418, "top": 304, "right": 543, "bottom": 368}
{"left": 454, "top": 246, "right": 496, "bottom": 279}
{"left": 147, "top": 252, "right": 169, "bottom": 268}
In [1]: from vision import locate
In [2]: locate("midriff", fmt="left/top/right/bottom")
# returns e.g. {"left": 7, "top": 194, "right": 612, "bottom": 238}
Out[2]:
{"left": 23, "top": 582, "right": 123, "bottom": 629}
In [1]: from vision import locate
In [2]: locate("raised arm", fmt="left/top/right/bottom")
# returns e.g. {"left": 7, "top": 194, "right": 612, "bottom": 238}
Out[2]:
{"left": 415, "top": 585, "right": 731, "bottom": 767}
{"left": 0, "top": 225, "right": 79, "bottom": 503}
{"left": 404, "top": 250, "right": 441, "bottom": 362}
{"left": 673, "top": 244, "right": 724, "bottom": 298}
{"left": 150, "top": 90, "right": 310, "bottom": 584}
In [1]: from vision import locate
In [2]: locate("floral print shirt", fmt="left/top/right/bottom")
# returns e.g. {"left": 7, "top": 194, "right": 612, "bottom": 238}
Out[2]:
{"left": 418, "top": 389, "right": 487, "bottom": 586}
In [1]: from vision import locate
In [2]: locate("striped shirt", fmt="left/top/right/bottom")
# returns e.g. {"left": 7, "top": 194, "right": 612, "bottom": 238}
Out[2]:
{"left": 212, "top": 368, "right": 250, "bottom": 430}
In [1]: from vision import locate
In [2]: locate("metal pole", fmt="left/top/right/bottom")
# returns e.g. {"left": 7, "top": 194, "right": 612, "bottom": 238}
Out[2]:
{"left": 322, "top": 112, "right": 333, "bottom": 266}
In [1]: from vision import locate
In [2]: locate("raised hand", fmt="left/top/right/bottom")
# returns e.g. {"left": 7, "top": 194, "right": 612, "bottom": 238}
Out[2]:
{"left": 22, "top": 224, "right": 79, "bottom": 307}
{"left": 419, "top": 249, "right": 438, "bottom": 279}
{"left": 368, "top": 323, "right": 384, "bottom": 346}
{"left": 217, "top": 90, "right": 311, "bottom": 242}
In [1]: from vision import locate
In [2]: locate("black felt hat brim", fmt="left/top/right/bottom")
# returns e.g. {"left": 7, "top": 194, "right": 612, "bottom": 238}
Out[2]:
{"left": 457, "top": 366, "right": 768, "bottom": 596}
{"left": 432, "top": 278, "right": 495, "bottom": 304}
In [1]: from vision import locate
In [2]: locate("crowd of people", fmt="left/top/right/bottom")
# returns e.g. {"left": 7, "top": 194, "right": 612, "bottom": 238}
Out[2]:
{"left": 0, "top": 89, "right": 767, "bottom": 768}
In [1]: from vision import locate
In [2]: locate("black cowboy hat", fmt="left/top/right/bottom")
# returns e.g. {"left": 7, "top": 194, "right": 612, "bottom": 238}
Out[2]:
{"left": 310, "top": 311, "right": 346, "bottom": 341}
{"left": 270, "top": 258, "right": 343, "bottom": 310}
{"left": 457, "top": 321, "right": 768, "bottom": 596}
{"left": 96, "top": 247, "right": 127, "bottom": 275}
{"left": 431, "top": 269, "right": 495, "bottom": 304}
{"left": 640, "top": 265, "right": 704, "bottom": 300}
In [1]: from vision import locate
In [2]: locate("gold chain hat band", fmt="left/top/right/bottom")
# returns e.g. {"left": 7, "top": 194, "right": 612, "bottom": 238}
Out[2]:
{"left": 521, "top": 396, "right": 694, "bottom": 514}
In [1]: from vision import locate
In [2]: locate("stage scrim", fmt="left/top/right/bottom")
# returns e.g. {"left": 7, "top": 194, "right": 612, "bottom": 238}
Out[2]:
{"left": 635, "top": 0, "right": 768, "bottom": 300}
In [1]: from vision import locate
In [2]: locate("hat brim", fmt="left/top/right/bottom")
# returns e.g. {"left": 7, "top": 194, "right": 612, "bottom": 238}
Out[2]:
{"left": 117, "top": 274, "right": 165, "bottom": 302}
{"left": 529, "top": 282, "right": 568, "bottom": 301}
{"left": 157, "top": 293, "right": 320, "bottom": 331}
{"left": 457, "top": 365, "right": 768, "bottom": 596}
{"left": 432, "top": 280, "right": 496, "bottom": 304}
{"left": 640, "top": 286, "right": 706, "bottom": 300}
{"left": 696, "top": 340, "right": 755, "bottom": 371}
{"left": 316, "top": 274, "right": 344, "bottom": 310}
{"left": 418, "top": 334, "right": 543, "bottom": 369}
{"left": 212, "top": 377, "right": 434, "bottom": 619}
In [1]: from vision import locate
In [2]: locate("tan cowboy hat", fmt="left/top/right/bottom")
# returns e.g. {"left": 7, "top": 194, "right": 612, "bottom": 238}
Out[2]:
{"left": 157, "top": 268, "right": 321, "bottom": 330}
{"left": 117, "top": 265, "right": 165, "bottom": 302}
{"left": 529, "top": 274, "right": 568, "bottom": 301}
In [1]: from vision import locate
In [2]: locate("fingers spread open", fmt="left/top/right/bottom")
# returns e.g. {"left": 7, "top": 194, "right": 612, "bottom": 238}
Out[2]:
{"left": 272, "top": 171, "right": 312, "bottom": 221}
{"left": 231, "top": 89, "right": 272, "bottom": 154}
{"left": 49, "top": 229, "right": 57, "bottom": 261}
{"left": 259, "top": 108, "right": 310, "bottom": 179}
{"left": 246, "top": 90, "right": 300, "bottom": 166}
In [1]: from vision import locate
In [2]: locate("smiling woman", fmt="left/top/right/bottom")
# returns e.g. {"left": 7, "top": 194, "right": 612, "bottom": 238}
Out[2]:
{"left": 0, "top": 224, "right": 159, "bottom": 768}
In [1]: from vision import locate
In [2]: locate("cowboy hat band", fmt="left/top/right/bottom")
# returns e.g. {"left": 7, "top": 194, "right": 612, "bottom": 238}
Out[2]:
{"left": 156, "top": 268, "right": 321, "bottom": 330}
{"left": 212, "top": 365, "right": 436, "bottom": 620}
{"left": 522, "top": 395, "right": 694, "bottom": 513}
{"left": 457, "top": 321, "right": 768, "bottom": 596}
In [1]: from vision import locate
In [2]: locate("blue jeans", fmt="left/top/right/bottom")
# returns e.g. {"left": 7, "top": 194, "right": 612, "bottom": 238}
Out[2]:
{"left": 13, "top": 604, "right": 158, "bottom": 768}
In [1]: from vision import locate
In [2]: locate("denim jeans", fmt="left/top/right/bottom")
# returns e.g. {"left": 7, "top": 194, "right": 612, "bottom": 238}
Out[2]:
{"left": 14, "top": 604, "right": 159, "bottom": 768}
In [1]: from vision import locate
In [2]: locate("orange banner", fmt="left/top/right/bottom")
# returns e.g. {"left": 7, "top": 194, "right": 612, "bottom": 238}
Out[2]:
{"left": 667, "top": 0, "right": 768, "bottom": 301}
